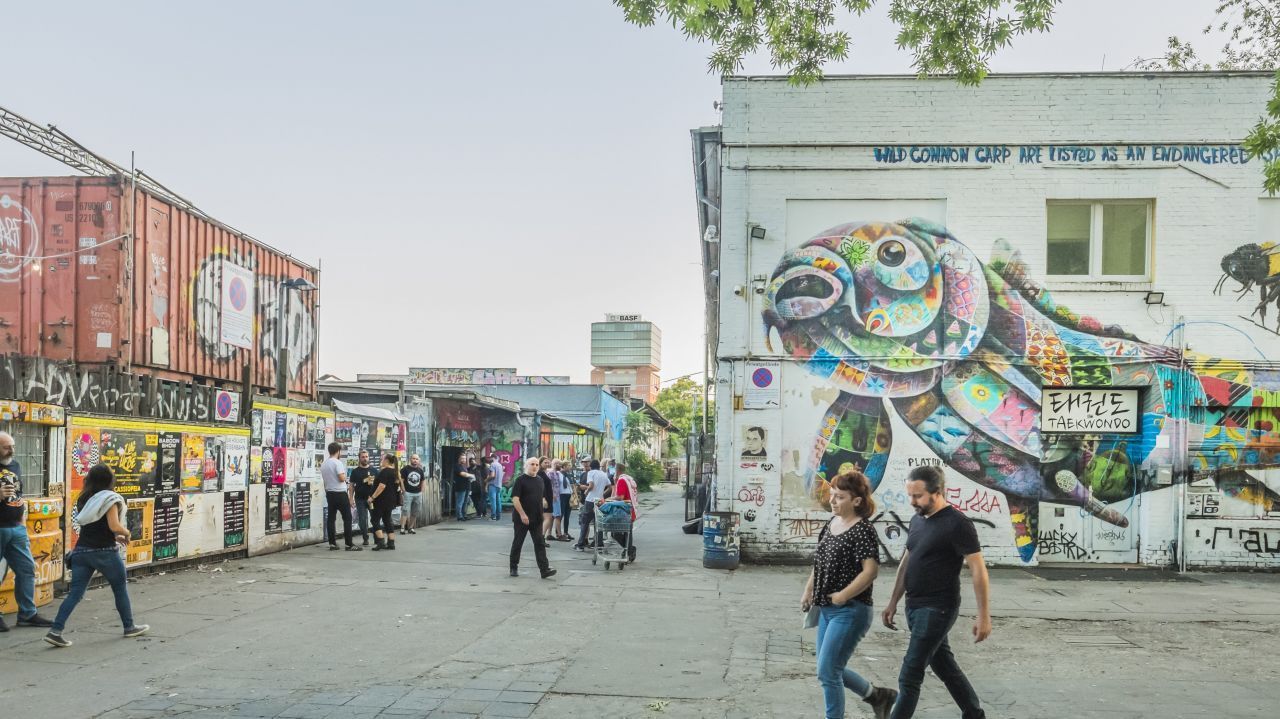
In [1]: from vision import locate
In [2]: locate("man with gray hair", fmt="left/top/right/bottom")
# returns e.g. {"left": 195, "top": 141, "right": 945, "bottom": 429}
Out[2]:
{"left": 0, "top": 431, "right": 54, "bottom": 631}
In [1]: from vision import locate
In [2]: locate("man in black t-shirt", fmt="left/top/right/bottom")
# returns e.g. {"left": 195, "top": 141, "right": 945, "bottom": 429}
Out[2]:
{"left": 399, "top": 455, "right": 426, "bottom": 535}
{"left": 350, "top": 450, "right": 377, "bottom": 545}
{"left": 508, "top": 457, "right": 554, "bottom": 579}
{"left": 453, "top": 458, "right": 474, "bottom": 521}
{"left": 881, "top": 466, "right": 990, "bottom": 719}
{"left": 0, "top": 431, "right": 54, "bottom": 631}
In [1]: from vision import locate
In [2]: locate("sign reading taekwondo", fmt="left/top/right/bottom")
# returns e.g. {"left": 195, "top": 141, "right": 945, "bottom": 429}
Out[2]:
{"left": 1041, "top": 388, "right": 1140, "bottom": 434}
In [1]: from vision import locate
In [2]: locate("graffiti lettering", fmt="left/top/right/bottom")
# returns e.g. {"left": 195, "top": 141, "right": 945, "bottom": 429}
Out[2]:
{"left": 906, "top": 457, "right": 941, "bottom": 468}
{"left": 407, "top": 367, "right": 570, "bottom": 385}
{"left": 782, "top": 518, "right": 827, "bottom": 541}
{"left": 0, "top": 194, "right": 39, "bottom": 282}
{"left": 946, "top": 486, "right": 1004, "bottom": 515}
{"left": 1036, "top": 529, "right": 1090, "bottom": 560}
{"left": 0, "top": 354, "right": 228, "bottom": 423}
{"left": 1208, "top": 526, "right": 1280, "bottom": 555}
{"left": 874, "top": 144, "right": 1253, "bottom": 166}
{"left": 737, "top": 486, "right": 766, "bottom": 507}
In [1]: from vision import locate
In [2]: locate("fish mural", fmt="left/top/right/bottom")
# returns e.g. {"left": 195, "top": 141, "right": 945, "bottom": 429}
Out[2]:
{"left": 764, "top": 218, "right": 1280, "bottom": 562}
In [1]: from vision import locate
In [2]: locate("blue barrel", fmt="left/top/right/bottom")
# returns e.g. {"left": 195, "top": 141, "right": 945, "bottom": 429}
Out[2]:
{"left": 702, "top": 511, "right": 740, "bottom": 570}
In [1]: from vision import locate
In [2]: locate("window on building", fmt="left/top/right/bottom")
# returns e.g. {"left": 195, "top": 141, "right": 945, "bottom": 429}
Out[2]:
{"left": 1046, "top": 201, "right": 1151, "bottom": 280}
{"left": 0, "top": 421, "right": 49, "bottom": 496}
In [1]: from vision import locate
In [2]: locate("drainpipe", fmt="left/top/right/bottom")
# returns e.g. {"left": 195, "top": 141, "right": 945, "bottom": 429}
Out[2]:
{"left": 1176, "top": 314, "right": 1188, "bottom": 573}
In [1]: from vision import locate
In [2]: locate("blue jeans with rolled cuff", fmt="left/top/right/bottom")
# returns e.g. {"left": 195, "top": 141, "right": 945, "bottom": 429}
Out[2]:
{"left": 816, "top": 602, "right": 873, "bottom": 719}
{"left": 889, "top": 605, "right": 985, "bottom": 719}
{"left": 0, "top": 525, "right": 37, "bottom": 619}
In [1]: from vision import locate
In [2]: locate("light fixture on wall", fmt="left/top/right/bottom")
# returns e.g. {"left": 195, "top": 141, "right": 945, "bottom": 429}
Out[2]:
{"left": 748, "top": 223, "right": 767, "bottom": 241}
{"left": 1144, "top": 291, "right": 1165, "bottom": 305}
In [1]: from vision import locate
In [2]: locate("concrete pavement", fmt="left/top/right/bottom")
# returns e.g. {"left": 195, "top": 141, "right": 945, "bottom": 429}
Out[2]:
{"left": 2, "top": 484, "right": 1278, "bottom": 718}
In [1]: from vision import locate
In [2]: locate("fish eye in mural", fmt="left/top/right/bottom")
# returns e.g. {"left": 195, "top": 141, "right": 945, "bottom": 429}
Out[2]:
{"left": 764, "top": 218, "right": 1280, "bottom": 562}
{"left": 1215, "top": 242, "right": 1280, "bottom": 328}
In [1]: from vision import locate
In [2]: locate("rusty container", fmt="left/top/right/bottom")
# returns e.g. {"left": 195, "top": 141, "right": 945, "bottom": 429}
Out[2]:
{"left": 0, "top": 176, "right": 318, "bottom": 398}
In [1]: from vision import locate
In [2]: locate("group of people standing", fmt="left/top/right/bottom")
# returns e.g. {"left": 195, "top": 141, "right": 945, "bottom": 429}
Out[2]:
{"left": 322, "top": 444, "right": 430, "bottom": 551}
{"left": 803, "top": 465, "right": 992, "bottom": 719}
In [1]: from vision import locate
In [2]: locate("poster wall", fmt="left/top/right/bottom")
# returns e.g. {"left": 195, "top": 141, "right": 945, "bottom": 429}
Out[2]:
{"left": 246, "top": 402, "right": 332, "bottom": 554}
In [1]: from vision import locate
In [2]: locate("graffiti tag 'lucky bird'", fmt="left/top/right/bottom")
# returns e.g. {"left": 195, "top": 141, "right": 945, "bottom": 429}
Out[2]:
{"left": 764, "top": 219, "right": 1280, "bottom": 561}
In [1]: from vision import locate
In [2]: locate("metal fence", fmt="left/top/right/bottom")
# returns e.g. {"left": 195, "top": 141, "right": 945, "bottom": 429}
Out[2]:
{"left": 684, "top": 433, "right": 715, "bottom": 522}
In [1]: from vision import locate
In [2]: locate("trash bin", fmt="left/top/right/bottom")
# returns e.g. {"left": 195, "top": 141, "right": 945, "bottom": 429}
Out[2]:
{"left": 702, "top": 511, "right": 740, "bottom": 570}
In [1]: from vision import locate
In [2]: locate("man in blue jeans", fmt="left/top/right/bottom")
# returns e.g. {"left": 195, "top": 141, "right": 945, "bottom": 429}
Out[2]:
{"left": 0, "top": 431, "right": 54, "bottom": 631}
{"left": 453, "top": 457, "right": 474, "bottom": 521}
{"left": 880, "top": 466, "right": 991, "bottom": 719}
{"left": 487, "top": 455, "right": 504, "bottom": 521}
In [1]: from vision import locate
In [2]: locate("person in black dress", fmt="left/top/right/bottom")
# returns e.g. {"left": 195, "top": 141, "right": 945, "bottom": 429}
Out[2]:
{"left": 369, "top": 454, "right": 402, "bottom": 551}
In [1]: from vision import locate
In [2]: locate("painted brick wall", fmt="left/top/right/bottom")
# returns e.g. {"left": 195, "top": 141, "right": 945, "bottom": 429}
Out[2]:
{"left": 711, "top": 73, "right": 1280, "bottom": 568}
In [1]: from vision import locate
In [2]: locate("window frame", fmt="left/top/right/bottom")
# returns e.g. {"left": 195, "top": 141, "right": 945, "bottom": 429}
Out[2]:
{"left": 1046, "top": 199, "right": 1154, "bottom": 283}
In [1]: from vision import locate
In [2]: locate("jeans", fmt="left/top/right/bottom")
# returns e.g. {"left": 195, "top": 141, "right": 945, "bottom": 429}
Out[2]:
{"left": 325, "top": 491, "right": 354, "bottom": 546}
{"left": 454, "top": 490, "right": 469, "bottom": 519}
{"left": 890, "top": 605, "right": 985, "bottom": 719}
{"left": 560, "top": 495, "right": 572, "bottom": 531}
{"left": 0, "top": 525, "right": 37, "bottom": 618}
{"left": 488, "top": 485, "right": 502, "bottom": 520}
{"left": 354, "top": 498, "right": 371, "bottom": 539}
{"left": 510, "top": 516, "right": 549, "bottom": 572}
{"left": 576, "top": 502, "right": 601, "bottom": 548}
{"left": 816, "top": 603, "right": 873, "bottom": 718}
{"left": 52, "top": 546, "right": 134, "bottom": 632}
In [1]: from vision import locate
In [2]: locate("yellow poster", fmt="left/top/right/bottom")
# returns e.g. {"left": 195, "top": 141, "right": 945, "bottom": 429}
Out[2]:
{"left": 125, "top": 498, "right": 155, "bottom": 567}
{"left": 181, "top": 435, "right": 205, "bottom": 492}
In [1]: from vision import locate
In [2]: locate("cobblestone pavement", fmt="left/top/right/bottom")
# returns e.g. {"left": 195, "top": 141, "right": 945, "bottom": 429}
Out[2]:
{"left": 2, "top": 485, "right": 1278, "bottom": 718}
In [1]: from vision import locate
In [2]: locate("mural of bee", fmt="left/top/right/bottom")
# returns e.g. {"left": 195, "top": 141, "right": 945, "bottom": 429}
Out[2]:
{"left": 1216, "top": 242, "right": 1280, "bottom": 327}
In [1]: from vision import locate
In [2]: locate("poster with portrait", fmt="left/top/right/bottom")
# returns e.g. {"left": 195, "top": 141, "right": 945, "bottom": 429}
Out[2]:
{"left": 202, "top": 436, "right": 223, "bottom": 492}
{"left": 222, "top": 436, "right": 249, "bottom": 492}
{"left": 736, "top": 416, "right": 780, "bottom": 477}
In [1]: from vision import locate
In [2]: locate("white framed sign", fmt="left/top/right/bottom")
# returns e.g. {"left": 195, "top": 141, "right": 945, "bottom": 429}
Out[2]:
{"left": 743, "top": 361, "right": 781, "bottom": 409}
{"left": 1042, "top": 388, "right": 1141, "bottom": 433}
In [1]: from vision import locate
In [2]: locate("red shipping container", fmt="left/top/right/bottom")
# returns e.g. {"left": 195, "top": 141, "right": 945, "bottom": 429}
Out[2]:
{"left": 0, "top": 176, "right": 318, "bottom": 398}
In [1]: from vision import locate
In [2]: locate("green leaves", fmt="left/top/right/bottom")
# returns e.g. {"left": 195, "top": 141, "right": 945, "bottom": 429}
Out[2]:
{"left": 615, "top": 1, "right": 1060, "bottom": 84}
{"left": 1244, "top": 71, "right": 1280, "bottom": 195}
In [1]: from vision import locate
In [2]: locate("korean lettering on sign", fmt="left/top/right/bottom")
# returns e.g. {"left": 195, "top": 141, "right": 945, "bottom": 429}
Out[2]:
{"left": 1041, "top": 388, "right": 1141, "bottom": 434}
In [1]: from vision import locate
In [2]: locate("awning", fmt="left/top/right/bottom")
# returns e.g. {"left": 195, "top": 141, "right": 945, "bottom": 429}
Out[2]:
{"left": 332, "top": 399, "right": 409, "bottom": 423}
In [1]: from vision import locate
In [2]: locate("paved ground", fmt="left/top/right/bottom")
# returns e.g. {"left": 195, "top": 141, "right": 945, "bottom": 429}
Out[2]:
{"left": 2, "top": 484, "right": 1278, "bottom": 718}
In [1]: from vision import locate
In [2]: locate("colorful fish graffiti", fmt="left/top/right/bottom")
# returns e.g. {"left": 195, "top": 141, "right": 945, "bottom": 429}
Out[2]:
{"left": 765, "top": 219, "right": 1280, "bottom": 562}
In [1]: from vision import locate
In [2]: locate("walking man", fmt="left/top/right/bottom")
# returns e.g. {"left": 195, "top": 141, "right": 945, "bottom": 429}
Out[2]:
{"left": 574, "top": 459, "right": 611, "bottom": 551}
{"left": 881, "top": 466, "right": 990, "bottom": 719}
{"left": 453, "top": 456, "right": 474, "bottom": 521}
{"left": 0, "top": 431, "right": 54, "bottom": 631}
{"left": 487, "top": 455, "right": 504, "bottom": 521}
{"left": 351, "top": 450, "right": 376, "bottom": 545}
{"left": 509, "top": 458, "right": 555, "bottom": 579}
{"left": 321, "top": 443, "right": 361, "bottom": 551}
{"left": 400, "top": 454, "right": 426, "bottom": 535}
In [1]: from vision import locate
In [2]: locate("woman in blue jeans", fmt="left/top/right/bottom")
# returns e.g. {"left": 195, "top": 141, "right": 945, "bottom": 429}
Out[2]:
{"left": 45, "top": 464, "right": 148, "bottom": 647}
{"left": 801, "top": 470, "right": 897, "bottom": 719}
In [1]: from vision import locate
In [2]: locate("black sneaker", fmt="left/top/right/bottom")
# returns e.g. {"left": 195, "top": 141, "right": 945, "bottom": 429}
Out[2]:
{"left": 540, "top": 568, "right": 557, "bottom": 579}
{"left": 407, "top": 528, "right": 416, "bottom": 534}
{"left": 345, "top": 545, "right": 362, "bottom": 551}
{"left": 328, "top": 544, "right": 340, "bottom": 551}
{"left": 17, "top": 613, "right": 53, "bottom": 628}
{"left": 509, "top": 568, "right": 519, "bottom": 577}
{"left": 43, "top": 631, "right": 71, "bottom": 648}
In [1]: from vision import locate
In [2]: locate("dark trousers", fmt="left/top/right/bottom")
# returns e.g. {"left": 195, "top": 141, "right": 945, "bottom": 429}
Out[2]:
{"left": 325, "top": 491, "right": 354, "bottom": 547}
{"left": 510, "top": 516, "right": 549, "bottom": 572}
{"left": 890, "top": 605, "right": 985, "bottom": 719}
{"left": 576, "top": 502, "right": 601, "bottom": 548}
{"left": 560, "top": 495, "right": 573, "bottom": 532}
{"left": 354, "top": 498, "right": 371, "bottom": 540}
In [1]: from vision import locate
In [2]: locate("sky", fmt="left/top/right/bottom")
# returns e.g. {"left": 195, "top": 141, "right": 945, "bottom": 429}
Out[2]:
{"left": 0, "top": 1, "right": 1229, "bottom": 385}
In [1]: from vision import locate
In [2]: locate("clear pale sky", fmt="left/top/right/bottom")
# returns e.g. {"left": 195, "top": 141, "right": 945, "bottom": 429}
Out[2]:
{"left": 0, "top": 1, "right": 1228, "bottom": 384}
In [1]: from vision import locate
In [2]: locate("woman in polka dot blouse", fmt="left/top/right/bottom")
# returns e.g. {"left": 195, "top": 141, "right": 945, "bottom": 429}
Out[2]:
{"left": 801, "top": 470, "right": 898, "bottom": 719}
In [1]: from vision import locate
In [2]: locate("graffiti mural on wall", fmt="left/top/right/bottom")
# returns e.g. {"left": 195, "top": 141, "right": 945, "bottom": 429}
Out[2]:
{"left": 764, "top": 219, "right": 1280, "bottom": 561}
{"left": 190, "top": 250, "right": 314, "bottom": 379}
{"left": 1216, "top": 242, "right": 1280, "bottom": 331}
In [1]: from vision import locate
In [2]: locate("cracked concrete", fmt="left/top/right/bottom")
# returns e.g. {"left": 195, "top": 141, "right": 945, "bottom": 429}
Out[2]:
{"left": 2, "top": 484, "right": 1278, "bottom": 718}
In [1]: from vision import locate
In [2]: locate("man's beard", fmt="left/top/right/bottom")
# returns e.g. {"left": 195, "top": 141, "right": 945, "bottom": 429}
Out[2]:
{"left": 912, "top": 503, "right": 929, "bottom": 515}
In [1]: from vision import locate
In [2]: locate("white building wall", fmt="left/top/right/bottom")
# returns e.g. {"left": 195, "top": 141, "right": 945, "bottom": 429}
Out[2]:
{"left": 712, "top": 72, "right": 1280, "bottom": 568}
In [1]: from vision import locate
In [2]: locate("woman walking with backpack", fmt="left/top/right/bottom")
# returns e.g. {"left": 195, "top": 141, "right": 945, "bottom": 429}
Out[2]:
{"left": 800, "top": 469, "right": 896, "bottom": 719}
{"left": 44, "top": 464, "right": 148, "bottom": 647}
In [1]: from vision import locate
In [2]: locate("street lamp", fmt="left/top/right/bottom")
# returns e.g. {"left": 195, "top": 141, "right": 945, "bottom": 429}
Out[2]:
{"left": 276, "top": 277, "right": 317, "bottom": 398}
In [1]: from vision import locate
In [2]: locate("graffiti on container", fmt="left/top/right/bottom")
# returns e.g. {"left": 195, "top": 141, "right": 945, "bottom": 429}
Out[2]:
{"left": 0, "top": 194, "right": 39, "bottom": 282}
{"left": 0, "top": 354, "right": 235, "bottom": 423}
{"left": 190, "top": 250, "right": 314, "bottom": 379}
{"left": 1207, "top": 526, "right": 1280, "bottom": 555}
{"left": 1036, "top": 529, "right": 1089, "bottom": 560}
{"left": 737, "top": 485, "right": 766, "bottom": 507}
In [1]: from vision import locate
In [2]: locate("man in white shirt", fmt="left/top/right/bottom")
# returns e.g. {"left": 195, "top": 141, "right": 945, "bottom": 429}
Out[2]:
{"left": 487, "top": 456, "right": 505, "bottom": 521}
{"left": 321, "top": 443, "right": 360, "bottom": 551}
{"left": 574, "top": 459, "right": 612, "bottom": 550}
